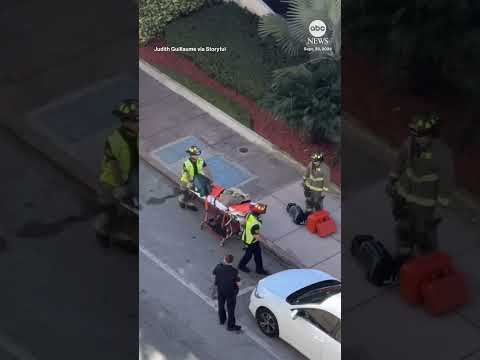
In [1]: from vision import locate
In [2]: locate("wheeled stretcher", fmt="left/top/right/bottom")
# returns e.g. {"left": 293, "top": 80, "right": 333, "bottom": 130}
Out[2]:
{"left": 189, "top": 184, "right": 255, "bottom": 246}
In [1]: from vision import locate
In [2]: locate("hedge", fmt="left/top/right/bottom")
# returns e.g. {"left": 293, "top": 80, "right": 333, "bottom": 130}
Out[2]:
{"left": 164, "top": 3, "right": 307, "bottom": 101}
{"left": 139, "top": 0, "right": 205, "bottom": 44}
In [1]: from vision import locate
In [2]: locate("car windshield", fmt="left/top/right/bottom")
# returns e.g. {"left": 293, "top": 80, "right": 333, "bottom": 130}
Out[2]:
{"left": 286, "top": 280, "right": 341, "bottom": 305}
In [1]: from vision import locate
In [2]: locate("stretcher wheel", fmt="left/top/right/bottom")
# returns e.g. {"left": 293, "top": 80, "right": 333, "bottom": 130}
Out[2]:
{"left": 200, "top": 223, "right": 205, "bottom": 230}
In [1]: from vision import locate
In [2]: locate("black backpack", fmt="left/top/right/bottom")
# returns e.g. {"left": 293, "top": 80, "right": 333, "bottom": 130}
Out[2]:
{"left": 286, "top": 203, "right": 308, "bottom": 225}
{"left": 351, "top": 235, "right": 398, "bottom": 286}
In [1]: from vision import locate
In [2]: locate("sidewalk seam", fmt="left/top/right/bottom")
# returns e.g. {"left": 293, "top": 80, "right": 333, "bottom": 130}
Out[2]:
{"left": 310, "top": 251, "right": 341, "bottom": 268}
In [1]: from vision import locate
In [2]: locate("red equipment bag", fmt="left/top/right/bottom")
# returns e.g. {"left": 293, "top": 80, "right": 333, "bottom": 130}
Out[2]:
{"left": 421, "top": 271, "right": 469, "bottom": 316}
{"left": 316, "top": 214, "right": 337, "bottom": 237}
{"left": 307, "top": 210, "right": 329, "bottom": 233}
{"left": 400, "top": 252, "right": 452, "bottom": 305}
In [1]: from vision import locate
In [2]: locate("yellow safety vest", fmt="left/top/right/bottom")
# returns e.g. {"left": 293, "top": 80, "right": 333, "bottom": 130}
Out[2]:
{"left": 180, "top": 158, "right": 205, "bottom": 184}
{"left": 242, "top": 214, "right": 261, "bottom": 245}
{"left": 305, "top": 163, "right": 328, "bottom": 192}
{"left": 99, "top": 130, "right": 132, "bottom": 187}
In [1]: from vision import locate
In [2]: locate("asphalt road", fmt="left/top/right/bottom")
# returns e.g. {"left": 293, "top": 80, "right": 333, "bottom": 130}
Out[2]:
{"left": 0, "top": 127, "right": 138, "bottom": 360}
{"left": 139, "top": 160, "right": 307, "bottom": 360}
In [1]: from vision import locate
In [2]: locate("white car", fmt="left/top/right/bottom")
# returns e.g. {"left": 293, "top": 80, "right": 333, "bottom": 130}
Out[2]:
{"left": 249, "top": 269, "right": 341, "bottom": 360}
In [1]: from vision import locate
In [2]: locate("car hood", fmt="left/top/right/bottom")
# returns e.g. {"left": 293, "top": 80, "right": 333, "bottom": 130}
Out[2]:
{"left": 258, "top": 269, "right": 336, "bottom": 300}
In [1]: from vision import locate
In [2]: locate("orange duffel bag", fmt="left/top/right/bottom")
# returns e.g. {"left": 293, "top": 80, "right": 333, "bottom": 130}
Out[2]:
{"left": 316, "top": 213, "right": 337, "bottom": 237}
{"left": 306, "top": 210, "right": 328, "bottom": 233}
{"left": 400, "top": 252, "right": 452, "bottom": 305}
{"left": 421, "top": 270, "right": 469, "bottom": 316}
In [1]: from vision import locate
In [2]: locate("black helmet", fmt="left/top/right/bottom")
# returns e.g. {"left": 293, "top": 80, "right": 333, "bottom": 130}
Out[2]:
{"left": 113, "top": 99, "right": 138, "bottom": 122}
{"left": 186, "top": 145, "right": 201, "bottom": 156}
{"left": 409, "top": 113, "right": 439, "bottom": 137}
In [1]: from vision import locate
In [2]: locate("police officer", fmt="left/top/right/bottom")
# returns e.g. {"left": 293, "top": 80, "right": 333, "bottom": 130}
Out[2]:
{"left": 387, "top": 113, "right": 454, "bottom": 262}
{"left": 178, "top": 145, "right": 212, "bottom": 211}
{"left": 94, "top": 99, "right": 139, "bottom": 246}
{"left": 304, "top": 152, "right": 329, "bottom": 212}
{"left": 238, "top": 203, "right": 270, "bottom": 275}
{"left": 212, "top": 254, "right": 242, "bottom": 331}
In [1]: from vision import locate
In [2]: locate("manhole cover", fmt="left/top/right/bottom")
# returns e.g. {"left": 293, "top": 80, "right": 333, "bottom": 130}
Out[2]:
{"left": 238, "top": 147, "right": 249, "bottom": 153}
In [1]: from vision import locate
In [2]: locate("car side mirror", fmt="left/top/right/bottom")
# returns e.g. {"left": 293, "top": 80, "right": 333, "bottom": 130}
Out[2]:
{"left": 291, "top": 309, "right": 299, "bottom": 320}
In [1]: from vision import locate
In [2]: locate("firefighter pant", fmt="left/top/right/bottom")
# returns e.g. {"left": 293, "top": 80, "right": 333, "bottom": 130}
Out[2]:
{"left": 304, "top": 187, "right": 324, "bottom": 212}
{"left": 94, "top": 183, "right": 117, "bottom": 236}
{"left": 238, "top": 242, "right": 265, "bottom": 272}
{"left": 178, "top": 182, "right": 195, "bottom": 206}
{"left": 395, "top": 202, "right": 437, "bottom": 256}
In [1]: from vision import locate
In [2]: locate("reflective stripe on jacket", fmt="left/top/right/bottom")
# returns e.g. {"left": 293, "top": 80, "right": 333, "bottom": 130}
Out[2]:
{"left": 242, "top": 214, "right": 261, "bottom": 245}
{"left": 99, "top": 129, "right": 131, "bottom": 187}
{"left": 393, "top": 138, "right": 454, "bottom": 207}
{"left": 304, "top": 162, "right": 328, "bottom": 192}
{"left": 180, "top": 158, "right": 205, "bottom": 184}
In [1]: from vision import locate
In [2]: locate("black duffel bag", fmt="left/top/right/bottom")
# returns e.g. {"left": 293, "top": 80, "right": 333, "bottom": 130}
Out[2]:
{"left": 351, "top": 235, "right": 398, "bottom": 286}
{"left": 286, "top": 203, "right": 308, "bottom": 225}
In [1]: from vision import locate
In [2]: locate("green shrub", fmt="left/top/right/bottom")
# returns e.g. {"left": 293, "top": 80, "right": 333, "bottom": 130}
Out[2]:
{"left": 164, "top": 3, "right": 307, "bottom": 100}
{"left": 139, "top": 0, "right": 205, "bottom": 44}
{"left": 260, "top": 59, "right": 341, "bottom": 144}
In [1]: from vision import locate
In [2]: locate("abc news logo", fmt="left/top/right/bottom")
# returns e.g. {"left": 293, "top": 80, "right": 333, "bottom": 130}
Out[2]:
{"left": 307, "top": 20, "right": 329, "bottom": 45}
{"left": 308, "top": 20, "right": 327, "bottom": 37}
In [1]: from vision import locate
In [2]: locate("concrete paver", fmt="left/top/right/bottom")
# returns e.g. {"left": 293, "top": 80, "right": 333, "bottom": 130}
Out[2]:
{"left": 274, "top": 230, "right": 340, "bottom": 268}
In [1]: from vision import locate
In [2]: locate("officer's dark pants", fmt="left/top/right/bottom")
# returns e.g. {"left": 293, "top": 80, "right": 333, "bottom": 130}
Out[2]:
{"left": 218, "top": 291, "right": 237, "bottom": 328}
{"left": 238, "top": 242, "right": 264, "bottom": 272}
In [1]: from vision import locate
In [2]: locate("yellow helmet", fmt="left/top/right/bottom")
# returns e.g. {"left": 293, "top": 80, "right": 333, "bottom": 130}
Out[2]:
{"left": 311, "top": 152, "right": 324, "bottom": 162}
{"left": 409, "top": 113, "right": 439, "bottom": 136}
{"left": 186, "top": 145, "right": 201, "bottom": 156}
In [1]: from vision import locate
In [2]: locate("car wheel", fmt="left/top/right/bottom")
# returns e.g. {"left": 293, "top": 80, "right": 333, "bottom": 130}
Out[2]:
{"left": 256, "top": 307, "right": 279, "bottom": 338}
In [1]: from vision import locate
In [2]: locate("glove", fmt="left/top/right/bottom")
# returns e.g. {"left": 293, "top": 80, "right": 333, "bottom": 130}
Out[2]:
{"left": 186, "top": 182, "right": 194, "bottom": 190}
{"left": 113, "top": 186, "right": 129, "bottom": 200}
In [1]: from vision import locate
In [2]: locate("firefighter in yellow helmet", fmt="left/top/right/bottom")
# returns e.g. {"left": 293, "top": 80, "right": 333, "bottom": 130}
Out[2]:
{"left": 178, "top": 145, "right": 212, "bottom": 211}
{"left": 238, "top": 203, "right": 270, "bottom": 275}
{"left": 387, "top": 113, "right": 454, "bottom": 263}
{"left": 94, "top": 99, "right": 139, "bottom": 247}
{"left": 303, "top": 152, "right": 329, "bottom": 212}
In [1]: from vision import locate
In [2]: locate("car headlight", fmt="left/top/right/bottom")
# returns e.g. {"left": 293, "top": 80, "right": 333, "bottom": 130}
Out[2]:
{"left": 254, "top": 285, "right": 263, "bottom": 299}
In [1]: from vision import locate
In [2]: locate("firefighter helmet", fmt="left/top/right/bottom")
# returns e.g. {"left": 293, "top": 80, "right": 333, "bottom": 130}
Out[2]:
{"left": 409, "top": 113, "right": 439, "bottom": 137}
{"left": 251, "top": 202, "right": 267, "bottom": 215}
{"left": 113, "top": 99, "right": 139, "bottom": 121}
{"left": 186, "top": 145, "right": 202, "bottom": 156}
{"left": 311, "top": 152, "right": 324, "bottom": 162}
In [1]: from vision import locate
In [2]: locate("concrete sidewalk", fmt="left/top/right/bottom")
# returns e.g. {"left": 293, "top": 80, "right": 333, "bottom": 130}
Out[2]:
{"left": 139, "top": 63, "right": 341, "bottom": 278}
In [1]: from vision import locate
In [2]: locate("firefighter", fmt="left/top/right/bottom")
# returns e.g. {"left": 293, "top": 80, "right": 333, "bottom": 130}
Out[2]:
{"left": 94, "top": 99, "right": 139, "bottom": 246}
{"left": 303, "top": 152, "right": 329, "bottom": 212}
{"left": 178, "top": 145, "right": 211, "bottom": 211}
{"left": 238, "top": 203, "right": 270, "bottom": 276}
{"left": 386, "top": 113, "right": 454, "bottom": 262}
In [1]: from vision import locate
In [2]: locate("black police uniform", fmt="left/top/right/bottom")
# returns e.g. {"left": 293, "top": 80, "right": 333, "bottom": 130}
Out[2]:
{"left": 212, "top": 263, "right": 240, "bottom": 329}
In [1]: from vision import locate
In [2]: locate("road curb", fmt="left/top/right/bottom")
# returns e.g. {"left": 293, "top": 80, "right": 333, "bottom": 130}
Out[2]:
{"left": 139, "top": 59, "right": 341, "bottom": 195}
{"left": 140, "top": 145, "right": 303, "bottom": 269}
